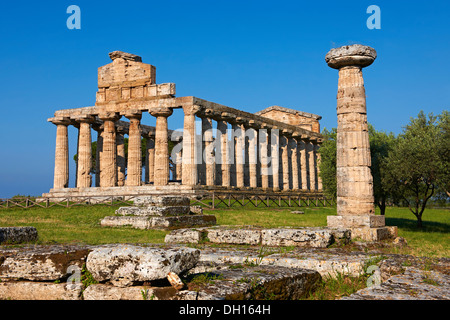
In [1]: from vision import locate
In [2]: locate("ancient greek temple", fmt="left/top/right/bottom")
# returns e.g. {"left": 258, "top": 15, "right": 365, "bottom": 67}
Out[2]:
{"left": 42, "top": 51, "right": 323, "bottom": 199}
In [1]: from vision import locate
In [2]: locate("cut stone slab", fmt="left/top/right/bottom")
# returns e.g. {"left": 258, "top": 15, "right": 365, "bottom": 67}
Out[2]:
{"left": 327, "top": 215, "right": 385, "bottom": 228}
{"left": 0, "top": 227, "right": 38, "bottom": 244}
{"left": 100, "top": 214, "right": 216, "bottom": 230}
{"left": 0, "top": 245, "right": 91, "bottom": 281}
{"left": 351, "top": 226, "right": 397, "bottom": 241}
{"left": 133, "top": 195, "right": 190, "bottom": 207}
{"left": 342, "top": 267, "right": 450, "bottom": 300}
{"left": 176, "top": 266, "right": 321, "bottom": 300}
{"left": 115, "top": 205, "right": 191, "bottom": 216}
{"left": 165, "top": 226, "right": 351, "bottom": 248}
{"left": 0, "top": 282, "right": 82, "bottom": 300}
{"left": 86, "top": 245, "right": 200, "bottom": 287}
{"left": 83, "top": 284, "right": 177, "bottom": 300}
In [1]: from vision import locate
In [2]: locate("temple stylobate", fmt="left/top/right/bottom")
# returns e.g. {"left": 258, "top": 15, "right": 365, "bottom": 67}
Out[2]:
{"left": 43, "top": 51, "right": 323, "bottom": 199}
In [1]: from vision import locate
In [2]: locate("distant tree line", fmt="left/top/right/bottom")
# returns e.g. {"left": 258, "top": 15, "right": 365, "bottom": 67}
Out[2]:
{"left": 319, "top": 110, "right": 449, "bottom": 228}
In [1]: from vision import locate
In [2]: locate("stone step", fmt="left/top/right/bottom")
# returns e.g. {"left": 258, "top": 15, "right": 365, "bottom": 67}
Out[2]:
{"left": 165, "top": 226, "right": 351, "bottom": 248}
{"left": 133, "top": 195, "right": 190, "bottom": 207}
{"left": 0, "top": 227, "right": 38, "bottom": 244}
{"left": 100, "top": 214, "right": 217, "bottom": 230}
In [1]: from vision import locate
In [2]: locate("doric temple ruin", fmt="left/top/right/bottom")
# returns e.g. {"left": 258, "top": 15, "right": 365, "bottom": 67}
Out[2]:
{"left": 42, "top": 51, "right": 323, "bottom": 199}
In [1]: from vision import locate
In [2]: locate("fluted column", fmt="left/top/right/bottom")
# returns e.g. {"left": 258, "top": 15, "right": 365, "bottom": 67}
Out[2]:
{"left": 144, "top": 134, "right": 155, "bottom": 184}
{"left": 92, "top": 123, "right": 104, "bottom": 187}
{"left": 290, "top": 136, "right": 300, "bottom": 190}
{"left": 247, "top": 126, "right": 258, "bottom": 188}
{"left": 51, "top": 117, "right": 70, "bottom": 189}
{"left": 270, "top": 128, "right": 280, "bottom": 191}
{"left": 201, "top": 116, "right": 215, "bottom": 186}
{"left": 217, "top": 120, "right": 230, "bottom": 187}
{"left": 115, "top": 125, "right": 126, "bottom": 187}
{"left": 315, "top": 141, "right": 323, "bottom": 190}
{"left": 75, "top": 116, "right": 95, "bottom": 188}
{"left": 98, "top": 112, "right": 120, "bottom": 187}
{"left": 325, "top": 44, "right": 376, "bottom": 216}
{"left": 150, "top": 107, "right": 173, "bottom": 186}
{"left": 125, "top": 112, "right": 142, "bottom": 186}
{"left": 299, "top": 139, "right": 308, "bottom": 190}
{"left": 182, "top": 105, "right": 201, "bottom": 186}
{"left": 259, "top": 128, "right": 269, "bottom": 190}
{"left": 307, "top": 139, "right": 317, "bottom": 191}
{"left": 280, "top": 135, "right": 290, "bottom": 190}
{"left": 234, "top": 122, "right": 245, "bottom": 188}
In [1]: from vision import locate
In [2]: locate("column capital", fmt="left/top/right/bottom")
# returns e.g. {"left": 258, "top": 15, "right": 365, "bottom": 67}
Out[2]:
{"left": 121, "top": 109, "right": 142, "bottom": 120}
{"left": 325, "top": 44, "right": 376, "bottom": 70}
{"left": 221, "top": 112, "right": 236, "bottom": 123}
{"left": 98, "top": 112, "right": 121, "bottom": 122}
{"left": 48, "top": 117, "right": 71, "bottom": 126}
{"left": 73, "top": 115, "right": 96, "bottom": 124}
{"left": 149, "top": 107, "right": 173, "bottom": 118}
{"left": 182, "top": 104, "right": 203, "bottom": 116}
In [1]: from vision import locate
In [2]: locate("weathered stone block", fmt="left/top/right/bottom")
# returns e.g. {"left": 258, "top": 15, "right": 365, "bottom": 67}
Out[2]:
{"left": 0, "top": 246, "right": 90, "bottom": 281}
{"left": 0, "top": 282, "right": 82, "bottom": 300}
{"left": 164, "top": 229, "right": 204, "bottom": 244}
{"left": 350, "top": 226, "right": 397, "bottom": 241}
{"left": 327, "top": 215, "right": 385, "bottom": 228}
{"left": 86, "top": 245, "right": 200, "bottom": 287}
{"left": 207, "top": 228, "right": 262, "bottom": 245}
{"left": 100, "top": 215, "right": 216, "bottom": 230}
{"left": 133, "top": 195, "right": 190, "bottom": 207}
{"left": 83, "top": 284, "right": 177, "bottom": 300}
{"left": 0, "top": 227, "right": 38, "bottom": 244}
{"left": 115, "top": 205, "right": 191, "bottom": 216}
{"left": 261, "top": 228, "right": 333, "bottom": 248}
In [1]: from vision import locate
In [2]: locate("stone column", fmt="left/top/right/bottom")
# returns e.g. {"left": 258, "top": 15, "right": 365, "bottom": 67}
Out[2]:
{"left": 92, "top": 123, "right": 104, "bottom": 187}
{"left": 98, "top": 112, "right": 120, "bottom": 187}
{"left": 144, "top": 134, "right": 155, "bottom": 184}
{"left": 280, "top": 134, "right": 290, "bottom": 190}
{"left": 182, "top": 105, "right": 201, "bottom": 186}
{"left": 201, "top": 115, "right": 215, "bottom": 186}
{"left": 307, "top": 139, "right": 317, "bottom": 191}
{"left": 51, "top": 117, "right": 70, "bottom": 189}
{"left": 150, "top": 107, "right": 173, "bottom": 186}
{"left": 315, "top": 141, "right": 323, "bottom": 190}
{"left": 75, "top": 116, "right": 95, "bottom": 188}
{"left": 125, "top": 111, "right": 142, "bottom": 186}
{"left": 170, "top": 133, "right": 182, "bottom": 182}
{"left": 299, "top": 139, "right": 308, "bottom": 190}
{"left": 325, "top": 44, "right": 395, "bottom": 241}
{"left": 270, "top": 128, "right": 280, "bottom": 191}
{"left": 290, "top": 136, "right": 300, "bottom": 190}
{"left": 259, "top": 128, "right": 270, "bottom": 190}
{"left": 115, "top": 125, "right": 127, "bottom": 187}
{"left": 217, "top": 119, "right": 230, "bottom": 187}
{"left": 234, "top": 121, "right": 245, "bottom": 188}
{"left": 247, "top": 126, "right": 258, "bottom": 188}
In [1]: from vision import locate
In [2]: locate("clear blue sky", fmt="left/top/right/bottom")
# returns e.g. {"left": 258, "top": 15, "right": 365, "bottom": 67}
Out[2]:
{"left": 0, "top": 0, "right": 449, "bottom": 198}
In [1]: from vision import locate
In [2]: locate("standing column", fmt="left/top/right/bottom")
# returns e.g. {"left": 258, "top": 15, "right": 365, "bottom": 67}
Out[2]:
{"left": 150, "top": 107, "right": 173, "bottom": 186}
{"left": 290, "top": 136, "right": 300, "bottom": 190}
{"left": 299, "top": 139, "right": 308, "bottom": 190}
{"left": 75, "top": 116, "right": 95, "bottom": 188}
{"left": 234, "top": 122, "right": 245, "bottom": 188}
{"left": 116, "top": 125, "right": 127, "bottom": 187}
{"left": 217, "top": 120, "right": 230, "bottom": 187}
{"left": 307, "top": 139, "right": 317, "bottom": 191}
{"left": 270, "top": 128, "right": 280, "bottom": 191}
{"left": 144, "top": 134, "right": 155, "bottom": 184}
{"left": 50, "top": 117, "right": 70, "bottom": 189}
{"left": 170, "top": 133, "right": 182, "bottom": 181}
{"left": 259, "top": 128, "right": 269, "bottom": 190}
{"left": 98, "top": 112, "right": 120, "bottom": 187}
{"left": 315, "top": 141, "right": 323, "bottom": 190}
{"left": 247, "top": 126, "right": 258, "bottom": 188}
{"left": 92, "top": 123, "right": 104, "bottom": 187}
{"left": 280, "top": 134, "right": 290, "bottom": 190}
{"left": 182, "top": 105, "right": 201, "bottom": 186}
{"left": 201, "top": 116, "right": 215, "bottom": 186}
{"left": 324, "top": 44, "right": 395, "bottom": 241}
{"left": 125, "top": 112, "right": 142, "bottom": 186}
{"left": 325, "top": 44, "right": 376, "bottom": 216}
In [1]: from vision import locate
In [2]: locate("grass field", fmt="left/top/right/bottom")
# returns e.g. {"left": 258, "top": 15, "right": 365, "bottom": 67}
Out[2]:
{"left": 0, "top": 204, "right": 448, "bottom": 257}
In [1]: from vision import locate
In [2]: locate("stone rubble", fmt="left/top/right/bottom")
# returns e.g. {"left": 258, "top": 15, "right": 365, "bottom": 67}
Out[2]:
{"left": 0, "top": 227, "right": 38, "bottom": 244}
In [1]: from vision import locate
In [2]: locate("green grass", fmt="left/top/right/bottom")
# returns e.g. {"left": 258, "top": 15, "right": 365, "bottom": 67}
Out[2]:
{"left": 0, "top": 204, "right": 448, "bottom": 257}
